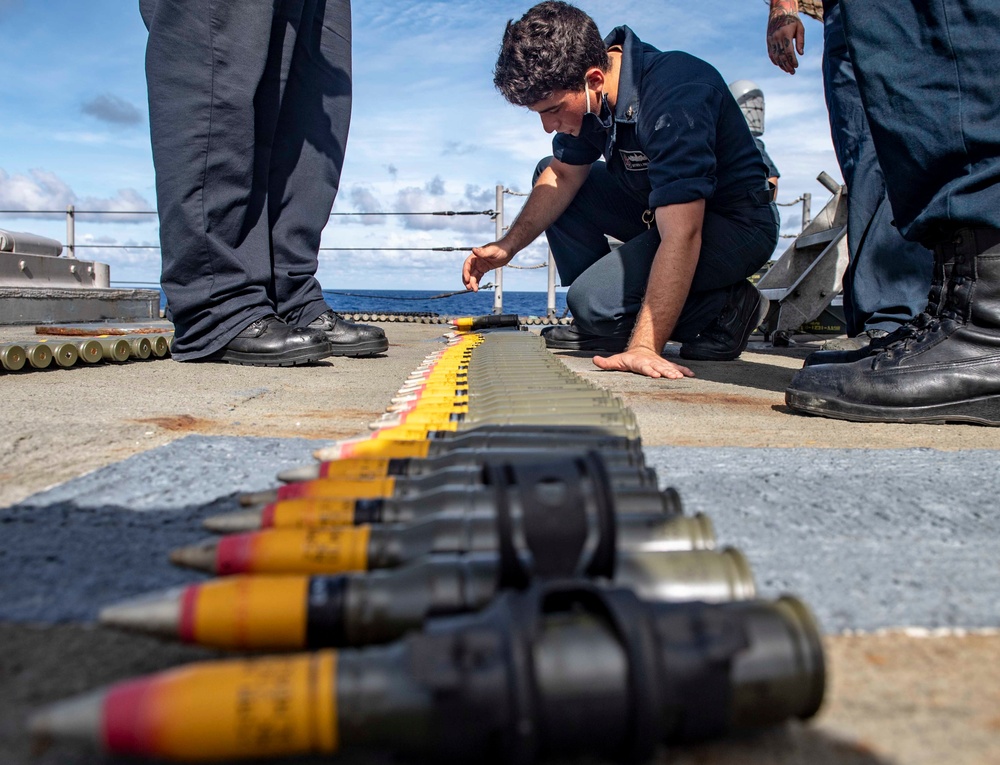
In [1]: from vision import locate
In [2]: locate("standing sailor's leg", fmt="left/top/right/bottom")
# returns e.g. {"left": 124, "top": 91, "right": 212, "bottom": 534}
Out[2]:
{"left": 787, "top": 0, "right": 1000, "bottom": 423}
{"left": 142, "top": 0, "right": 330, "bottom": 364}
{"left": 268, "top": 0, "right": 387, "bottom": 356}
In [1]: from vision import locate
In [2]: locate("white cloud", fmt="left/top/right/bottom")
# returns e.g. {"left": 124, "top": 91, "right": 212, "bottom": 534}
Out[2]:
{"left": 2, "top": 1, "right": 841, "bottom": 290}
{"left": 0, "top": 168, "right": 154, "bottom": 222}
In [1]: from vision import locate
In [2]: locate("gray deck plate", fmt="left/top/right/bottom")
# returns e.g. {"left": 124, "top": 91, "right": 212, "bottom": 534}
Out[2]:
{"left": 2, "top": 436, "right": 997, "bottom": 632}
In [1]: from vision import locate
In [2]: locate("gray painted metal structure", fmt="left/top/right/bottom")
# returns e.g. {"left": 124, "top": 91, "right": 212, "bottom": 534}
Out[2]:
{"left": 0, "top": 286, "right": 159, "bottom": 325}
{"left": 0, "top": 226, "right": 159, "bottom": 324}
{"left": 758, "top": 173, "right": 849, "bottom": 340}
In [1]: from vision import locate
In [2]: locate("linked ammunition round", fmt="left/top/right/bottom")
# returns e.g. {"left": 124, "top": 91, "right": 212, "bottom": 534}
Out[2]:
{"left": 127, "top": 336, "right": 153, "bottom": 359}
{"left": 74, "top": 339, "right": 103, "bottom": 363}
{"left": 24, "top": 343, "right": 53, "bottom": 369}
{"left": 213, "top": 485, "right": 685, "bottom": 533}
{"left": 277, "top": 445, "right": 644, "bottom": 484}
{"left": 101, "top": 546, "right": 749, "bottom": 651}
{"left": 175, "top": 511, "right": 695, "bottom": 576}
{"left": 238, "top": 461, "right": 657, "bottom": 508}
{"left": 148, "top": 334, "right": 171, "bottom": 357}
{"left": 45, "top": 341, "right": 80, "bottom": 368}
{"left": 319, "top": 427, "right": 643, "bottom": 461}
{"left": 35, "top": 586, "right": 825, "bottom": 762}
{"left": 97, "top": 337, "right": 131, "bottom": 362}
{"left": 0, "top": 343, "right": 27, "bottom": 371}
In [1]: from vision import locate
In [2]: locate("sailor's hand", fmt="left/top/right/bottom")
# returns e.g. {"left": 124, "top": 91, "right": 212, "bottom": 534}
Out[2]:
{"left": 592, "top": 347, "right": 695, "bottom": 380}
{"left": 766, "top": 9, "right": 804, "bottom": 75}
{"left": 463, "top": 243, "right": 514, "bottom": 291}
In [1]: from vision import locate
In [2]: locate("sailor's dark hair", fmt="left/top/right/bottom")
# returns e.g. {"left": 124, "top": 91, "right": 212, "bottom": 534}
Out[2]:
{"left": 493, "top": 1, "right": 610, "bottom": 107}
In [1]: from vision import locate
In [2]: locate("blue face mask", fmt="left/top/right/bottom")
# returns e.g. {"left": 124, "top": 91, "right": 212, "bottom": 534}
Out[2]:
{"left": 583, "top": 81, "right": 613, "bottom": 131}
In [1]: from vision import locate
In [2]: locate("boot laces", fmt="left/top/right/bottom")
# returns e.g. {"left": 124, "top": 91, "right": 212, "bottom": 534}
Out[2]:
{"left": 876, "top": 311, "right": 941, "bottom": 357}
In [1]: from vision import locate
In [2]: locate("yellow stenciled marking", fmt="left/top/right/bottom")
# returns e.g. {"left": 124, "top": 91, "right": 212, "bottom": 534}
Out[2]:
{"left": 147, "top": 651, "right": 338, "bottom": 759}
{"left": 272, "top": 498, "right": 358, "bottom": 528}
{"left": 322, "top": 457, "right": 393, "bottom": 480}
{"left": 194, "top": 576, "right": 309, "bottom": 649}
{"left": 373, "top": 423, "right": 457, "bottom": 440}
{"left": 399, "top": 403, "right": 469, "bottom": 414}
{"left": 303, "top": 476, "right": 396, "bottom": 499}
{"left": 399, "top": 412, "right": 461, "bottom": 426}
{"left": 254, "top": 527, "right": 371, "bottom": 574}
{"left": 399, "top": 393, "right": 469, "bottom": 404}
{"left": 348, "top": 439, "right": 431, "bottom": 459}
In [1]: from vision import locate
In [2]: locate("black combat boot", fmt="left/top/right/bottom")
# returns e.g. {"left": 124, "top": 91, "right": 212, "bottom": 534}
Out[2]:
{"left": 209, "top": 315, "right": 332, "bottom": 367}
{"left": 541, "top": 324, "right": 629, "bottom": 353}
{"left": 308, "top": 310, "right": 389, "bottom": 357}
{"left": 801, "top": 329, "right": 889, "bottom": 367}
{"left": 679, "top": 279, "right": 768, "bottom": 361}
{"left": 786, "top": 228, "right": 1000, "bottom": 424}
{"left": 801, "top": 256, "right": 950, "bottom": 367}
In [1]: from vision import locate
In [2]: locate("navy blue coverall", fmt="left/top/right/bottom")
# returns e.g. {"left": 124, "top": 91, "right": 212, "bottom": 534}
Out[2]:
{"left": 821, "top": 0, "right": 933, "bottom": 337}
{"left": 543, "top": 28, "right": 779, "bottom": 342}
{"left": 839, "top": 0, "right": 1000, "bottom": 246}
{"left": 139, "top": 0, "right": 351, "bottom": 360}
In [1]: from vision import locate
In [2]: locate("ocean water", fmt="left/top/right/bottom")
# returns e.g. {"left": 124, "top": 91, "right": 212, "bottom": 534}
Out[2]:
{"left": 158, "top": 289, "right": 569, "bottom": 318}
{"left": 320, "top": 289, "right": 568, "bottom": 317}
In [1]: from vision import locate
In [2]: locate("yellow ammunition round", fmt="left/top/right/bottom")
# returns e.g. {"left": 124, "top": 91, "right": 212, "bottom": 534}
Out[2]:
{"left": 267, "top": 498, "right": 359, "bottom": 528}
{"left": 95, "top": 651, "right": 337, "bottom": 759}
{"left": 184, "top": 527, "right": 373, "bottom": 575}
{"left": 186, "top": 576, "right": 310, "bottom": 649}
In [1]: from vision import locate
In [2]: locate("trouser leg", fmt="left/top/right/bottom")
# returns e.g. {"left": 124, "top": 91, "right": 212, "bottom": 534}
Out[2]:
{"left": 540, "top": 159, "right": 777, "bottom": 342}
{"left": 821, "top": 0, "right": 932, "bottom": 336}
{"left": 269, "top": 0, "right": 353, "bottom": 326}
{"left": 787, "top": 1, "right": 1000, "bottom": 423}
{"left": 144, "top": 0, "right": 280, "bottom": 360}
{"left": 839, "top": 0, "right": 1000, "bottom": 243}
{"left": 567, "top": 206, "right": 777, "bottom": 342}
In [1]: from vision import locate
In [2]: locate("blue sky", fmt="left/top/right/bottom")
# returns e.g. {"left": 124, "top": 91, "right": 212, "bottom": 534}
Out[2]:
{"left": 0, "top": 0, "right": 833, "bottom": 290}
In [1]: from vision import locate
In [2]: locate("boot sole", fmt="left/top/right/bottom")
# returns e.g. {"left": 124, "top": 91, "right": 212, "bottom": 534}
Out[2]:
{"left": 215, "top": 346, "right": 334, "bottom": 367}
{"left": 327, "top": 337, "right": 389, "bottom": 357}
{"left": 785, "top": 389, "right": 1000, "bottom": 426}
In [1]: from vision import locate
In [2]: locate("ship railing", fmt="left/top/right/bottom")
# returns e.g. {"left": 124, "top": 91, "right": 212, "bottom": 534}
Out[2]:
{"left": 1, "top": 184, "right": 814, "bottom": 317}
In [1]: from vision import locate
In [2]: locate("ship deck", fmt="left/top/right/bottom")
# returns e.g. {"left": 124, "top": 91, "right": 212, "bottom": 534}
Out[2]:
{"left": 1, "top": 321, "right": 998, "bottom": 765}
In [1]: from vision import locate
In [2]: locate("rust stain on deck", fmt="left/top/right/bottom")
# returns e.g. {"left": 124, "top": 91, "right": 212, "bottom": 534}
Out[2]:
{"left": 133, "top": 410, "right": 378, "bottom": 440}
{"left": 624, "top": 390, "right": 775, "bottom": 407}
{"left": 134, "top": 414, "right": 212, "bottom": 432}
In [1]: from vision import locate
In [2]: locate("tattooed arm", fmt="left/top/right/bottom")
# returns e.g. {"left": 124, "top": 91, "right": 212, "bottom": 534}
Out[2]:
{"left": 767, "top": 0, "right": 805, "bottom": 75}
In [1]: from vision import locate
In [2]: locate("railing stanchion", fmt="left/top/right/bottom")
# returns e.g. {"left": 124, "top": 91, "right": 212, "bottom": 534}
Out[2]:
{"left": 493, "top": 184, "right": 504, "bottom": 314}
{"left": 801, "top": 193, "right": 812, "bottom": 229}
{"left": 547, "top": 248, "right": 556, "bottom": 318}
{"left": 65, "top": 205, "right": 76, "bottom": 259}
